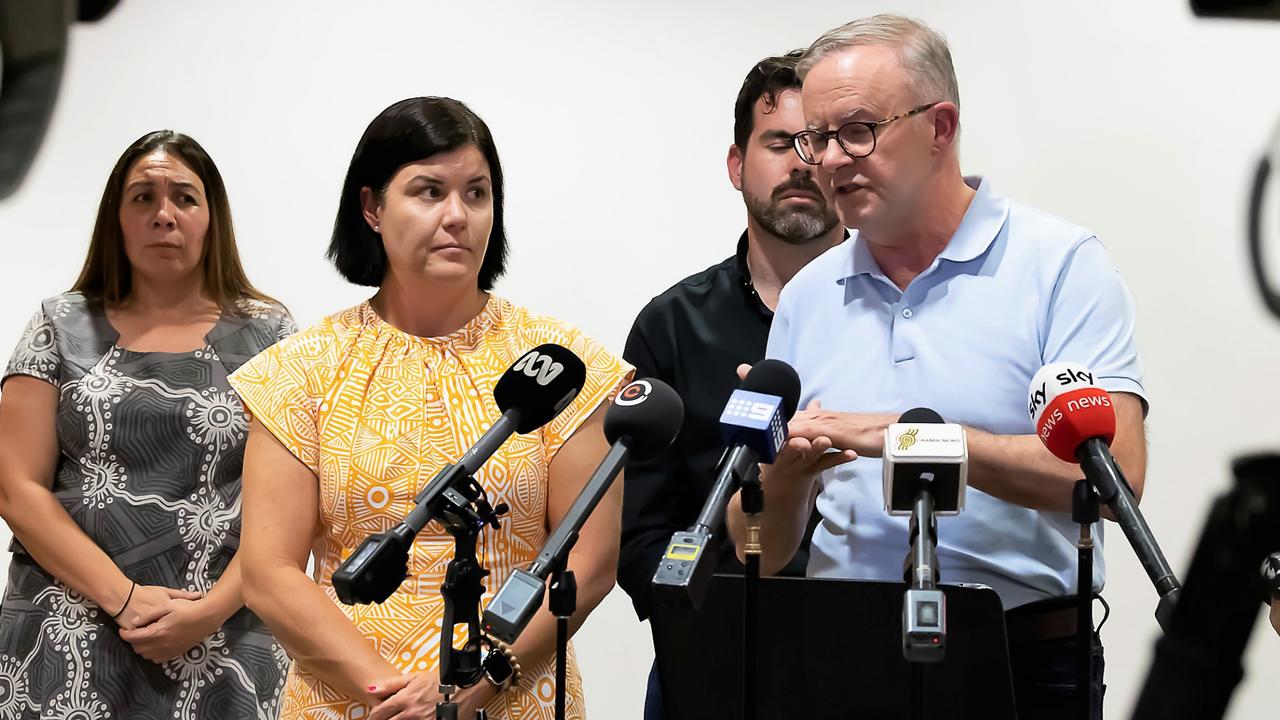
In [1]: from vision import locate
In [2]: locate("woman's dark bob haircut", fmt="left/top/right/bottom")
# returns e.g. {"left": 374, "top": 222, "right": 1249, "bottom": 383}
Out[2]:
{"left": 328, "top": 97, "right": 508, "bottom": 289}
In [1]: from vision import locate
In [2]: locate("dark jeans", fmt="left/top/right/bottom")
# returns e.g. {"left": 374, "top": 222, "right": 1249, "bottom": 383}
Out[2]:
{"left": 1010, "top": 632, "right": 1106, "bottom": 720}
{"left": 645, "top": 634, "right": 1104, "bottom": 720}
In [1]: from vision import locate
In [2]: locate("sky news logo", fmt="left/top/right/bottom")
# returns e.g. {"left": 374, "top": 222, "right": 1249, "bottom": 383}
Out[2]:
{"left": 1027, "top": 365, "right": 1096, "bottom": 419}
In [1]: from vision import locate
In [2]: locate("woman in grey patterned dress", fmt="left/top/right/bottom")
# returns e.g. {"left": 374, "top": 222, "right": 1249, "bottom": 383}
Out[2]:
{"left": 0, "top": 131, "right": 293, "bottom": 719}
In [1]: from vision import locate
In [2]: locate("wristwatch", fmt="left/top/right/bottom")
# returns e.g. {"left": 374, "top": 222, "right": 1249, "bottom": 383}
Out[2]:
{"left": 481, "top": 648, "right": 515, "bottom": 691}
{"left": 1264, "top": 552, "right": 1280, "bottom": 600}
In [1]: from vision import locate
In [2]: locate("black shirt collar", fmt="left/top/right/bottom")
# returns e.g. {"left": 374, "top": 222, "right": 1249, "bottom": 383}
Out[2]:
{"left": 734, "top": 231, "right": 774, "bottom": 320}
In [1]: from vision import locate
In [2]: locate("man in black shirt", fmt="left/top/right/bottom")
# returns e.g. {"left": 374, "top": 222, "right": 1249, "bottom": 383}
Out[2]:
{"left": 618, "top": 51, "right": 846, "bottom": 720}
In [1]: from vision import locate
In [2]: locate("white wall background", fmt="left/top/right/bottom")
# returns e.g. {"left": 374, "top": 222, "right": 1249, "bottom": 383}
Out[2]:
{"left": 2, "top": 0, "right": 1279, "bottom": 717}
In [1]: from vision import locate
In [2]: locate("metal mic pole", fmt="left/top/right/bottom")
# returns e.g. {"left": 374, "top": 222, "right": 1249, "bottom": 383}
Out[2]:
{"left": 740, "top": 464, "right": 763, "bottom": 720}
{"left": 902, "top": 476, "right": 943, "bottom": 720}
{"left": 1072, "top": 479, "right": 1100, "bottom": 720}
{"left": 549, "top": 566, "right": 576, "bottom": 720}
{"left": 911, "top": 488, "right": 932, "bottom": 720}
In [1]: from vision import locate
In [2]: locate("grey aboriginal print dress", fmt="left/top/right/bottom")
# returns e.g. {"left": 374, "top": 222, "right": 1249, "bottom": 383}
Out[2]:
{"left": 0, "top": 292, "right": 294, "bottom": 720}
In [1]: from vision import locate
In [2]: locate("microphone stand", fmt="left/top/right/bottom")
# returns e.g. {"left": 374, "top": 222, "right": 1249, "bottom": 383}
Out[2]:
{"left": 548, "top": 564, "right": 576, "bottom": 720}
{"left": 543, "top": 440, "right": 633, "bottom": 720}
{"left": 739, "top": 464, "right": 763, "bottom": 720}
{"left": 1076, "top": 441, "right": 1181, "bottom": 630}
{"left": 902, "top": 474, "right": 944, "bottom": 720}
{"left": 1072, "top": 479, "right": 1100, "bottom": 720}
{"left": 432, "top": 474, "right": 508, "bottom": 720}
{"left": 484, "top": 440, "right": 635, "bottom": 720}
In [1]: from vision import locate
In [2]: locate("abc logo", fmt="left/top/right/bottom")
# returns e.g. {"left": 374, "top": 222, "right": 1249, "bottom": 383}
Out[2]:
{"left": 513, "top": 350, "right": 565, "bottom": 386}
{"left": 615, "top": 380, "right": 652, "bottom": 407}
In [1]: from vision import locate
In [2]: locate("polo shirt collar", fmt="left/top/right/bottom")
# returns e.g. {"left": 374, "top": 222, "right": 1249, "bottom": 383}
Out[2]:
{"left": 841, "top": 176, "right": 1009, "bottom": 280}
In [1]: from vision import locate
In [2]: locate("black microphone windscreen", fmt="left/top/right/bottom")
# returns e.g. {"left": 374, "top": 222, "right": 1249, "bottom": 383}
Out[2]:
{"left": 77, "top": 0, "right": 122, "bottom": 21}
{"left": 603, "top": 378, "right": 684, "bottom": 461}
{"left": 898, "top": 407, "right": 945, "bottom": 424}
{"left": 741, "top": 359, "right": 802, "bottom": 420}
{"left": 494, "top": 344, "right": 588, "bottom": 434}
{"left": 0, "top": 0, "right": 71, "bottom": 200}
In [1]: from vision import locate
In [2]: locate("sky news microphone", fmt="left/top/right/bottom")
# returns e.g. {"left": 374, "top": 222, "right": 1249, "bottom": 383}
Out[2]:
{"left": 483, "top": 377, "right": 684, "bottom": 643}
{"left": 1027, "top": 361, "right": 1181, "bottom": 630}
{"left": 332, "top": 344, "right": 587, "bottom": 605}
{"left": 650, "top": 359, "right": 801, "bottom": 610}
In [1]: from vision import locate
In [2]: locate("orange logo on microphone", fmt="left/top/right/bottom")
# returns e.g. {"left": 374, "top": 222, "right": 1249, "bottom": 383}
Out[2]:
{"left": 615, "top": 380, "right": 652, "bottom": 407}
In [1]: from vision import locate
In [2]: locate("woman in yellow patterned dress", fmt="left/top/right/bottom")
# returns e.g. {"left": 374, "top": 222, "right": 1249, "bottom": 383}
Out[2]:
{"left": 228, "top": 97, "right": 632, "bottom": 720}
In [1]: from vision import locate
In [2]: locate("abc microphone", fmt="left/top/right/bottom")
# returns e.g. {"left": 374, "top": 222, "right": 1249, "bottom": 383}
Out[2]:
{"left": 884, "top": 408, "right": 968, "bottom": 662}
{"left": 1027, "top": 361, "right": 1181, "bottom": 631}
{"left": 483, "top": 378, "right": 684, "bottom": 643}
{"left": 332, "top": 344, "right": 587, "bottom": 605}
{"left": 651, "top": 359, "right": 801, "bottom": 610}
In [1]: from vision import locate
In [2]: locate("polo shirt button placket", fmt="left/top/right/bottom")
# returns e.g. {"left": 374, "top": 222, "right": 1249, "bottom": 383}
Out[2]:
{"left": 892, "top": 301, "right": 916, "bottom": 364}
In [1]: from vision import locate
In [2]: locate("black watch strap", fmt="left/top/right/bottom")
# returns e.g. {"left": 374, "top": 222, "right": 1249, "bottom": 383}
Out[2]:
{"left": 482, "top": 648, "right": 515, "bottom": 690}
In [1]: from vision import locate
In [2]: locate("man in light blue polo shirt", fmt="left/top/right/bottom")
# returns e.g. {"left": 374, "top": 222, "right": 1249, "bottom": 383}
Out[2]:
{"left": 726, "top": 15, "right": 1147, "bottom": 720}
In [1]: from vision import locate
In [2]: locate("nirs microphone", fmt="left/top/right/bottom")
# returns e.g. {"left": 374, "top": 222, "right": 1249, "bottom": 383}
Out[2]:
{"left": 483, "top": 378, "right": 684, "bottom": 643}
{"left": 332, "top": 344, "right": 586, "bottom": 605}
{"left": 651, "top": 359, "right": 800, "bottom": 610}
{"left": 1027, "top": 361, "right": 1181, "bottom": 630}
{"left": 882, "top": 409, "right": 968, "bottom": 516}
{"left": 884, "top": 408, "right": 967, "bottom": 662}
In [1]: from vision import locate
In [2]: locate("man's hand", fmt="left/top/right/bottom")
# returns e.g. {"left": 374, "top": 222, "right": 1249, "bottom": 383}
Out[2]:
{"left": 788, "top": 406, "right": 897, "bottom": 458}
{"left": 735, "top": 362, "right": 890, "bottom": 459}
{"left": 764, "top": 399, "right": 858, "bottom": 487}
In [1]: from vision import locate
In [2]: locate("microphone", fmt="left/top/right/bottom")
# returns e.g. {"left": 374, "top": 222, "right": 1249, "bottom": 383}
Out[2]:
{"left": 651, "top": 360, "right": 801, "bottom": 610}
{"left": 1027, "top": 361, "right": 1181, "bottom": 630}
{"left": 882, "top": 408, "right": 968, "bottom": 517}
{"left": 332, "top": 344, "right": 587, "bottom": 605}
{"left": 483, "top": 378, "right": 684, "bottom": 643}
{"left": 885, "top": 408, "right": 966, "bottom": 663}
{"left": 0, "top": 0, "right": 121, "bottom": 200}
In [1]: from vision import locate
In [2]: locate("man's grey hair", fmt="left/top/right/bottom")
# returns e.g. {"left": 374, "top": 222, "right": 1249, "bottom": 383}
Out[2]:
{"left": 798, "top": 14, "right": 960, "bottom": 109}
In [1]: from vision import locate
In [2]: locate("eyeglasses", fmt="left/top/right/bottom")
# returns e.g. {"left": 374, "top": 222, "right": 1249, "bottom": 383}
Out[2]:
{"left": 792, "top": 102, "right": 940, "bottom": 165}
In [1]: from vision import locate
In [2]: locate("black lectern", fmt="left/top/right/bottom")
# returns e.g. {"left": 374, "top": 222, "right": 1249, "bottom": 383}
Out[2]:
{"left": 652, "top": 575, "right": 1017, "bottom": 720}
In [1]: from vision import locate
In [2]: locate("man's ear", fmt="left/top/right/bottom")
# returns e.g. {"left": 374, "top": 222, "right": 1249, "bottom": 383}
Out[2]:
{"left": 727, "top": 144, "right": 745, "bottom": 191}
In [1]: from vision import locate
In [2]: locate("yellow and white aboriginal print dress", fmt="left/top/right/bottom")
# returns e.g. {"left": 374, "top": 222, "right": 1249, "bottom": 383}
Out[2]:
{"left": 229, "top": 296, "right": 631, "bottom": 720}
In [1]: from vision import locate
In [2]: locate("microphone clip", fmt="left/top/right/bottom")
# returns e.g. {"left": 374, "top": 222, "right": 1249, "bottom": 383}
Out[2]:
{"left": 422, "top": 463, "right": 510, "bottom": 534}
{"left": 333, "top": 463, "right": 510, "bottom": 607}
